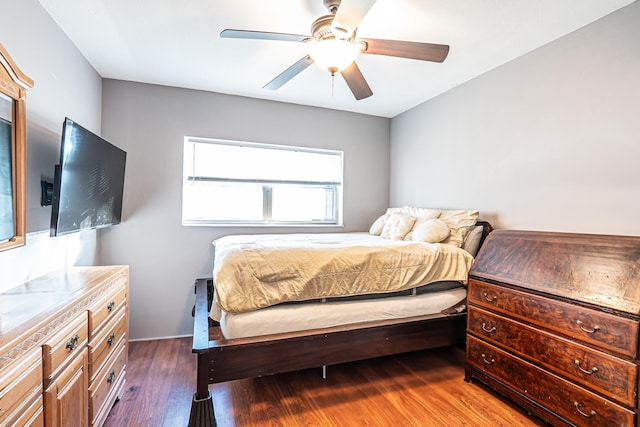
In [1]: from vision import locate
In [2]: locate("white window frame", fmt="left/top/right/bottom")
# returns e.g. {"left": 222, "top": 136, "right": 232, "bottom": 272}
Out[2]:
{"left": 182, "top": 137, "right": 344, "bottom": 227}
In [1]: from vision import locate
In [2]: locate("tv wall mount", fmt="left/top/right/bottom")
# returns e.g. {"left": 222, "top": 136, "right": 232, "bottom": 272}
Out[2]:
{"left": 41, "top": 180, "right": 53, "bottom": 207}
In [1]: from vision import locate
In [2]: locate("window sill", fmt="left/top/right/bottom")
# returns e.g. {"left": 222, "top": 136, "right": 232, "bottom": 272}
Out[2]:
{"left": 182, "top": 221, "right": 344, "bottom": 228}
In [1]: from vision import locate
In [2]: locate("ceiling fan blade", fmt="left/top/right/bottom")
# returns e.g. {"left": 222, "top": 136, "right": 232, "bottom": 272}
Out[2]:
{"left": 221, "top": 29, "right": 309, "bottom": 43}
{"left": 264, "top": 55, "right": 315, "bottom": 90}
{"left": 340, "top": 62, "right": 373, "bottom": 100}
{"left": 361, "top": 38, "right": 450, "bottom": 62}
{"left": 332, "top": 0, "right": 377, "bottom": 37}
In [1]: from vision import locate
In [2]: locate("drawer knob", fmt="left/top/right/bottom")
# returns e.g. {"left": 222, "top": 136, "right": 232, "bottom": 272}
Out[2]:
{"left": 574, "top": 359, "right": 598, "bottom": 375}
{"left": 575, "top": 320, "right": 600, "bottom": 334}
{"left": 66, "top": 334, "right": 80, "bottom": 351}
{"left": 107, "top": 333, "right": 116, "bottom": 347}
{"left": 481, "top": 353, "right": 495, "bottom": 365}
{"left": 107, "top": 301, "right": 115, "bottom": 312}
{"left": 481, "top": 322, "right": 496, "bottom": 333}
{"left": 107, "top": 369, "right": 116, "bottom": 384}
{"left": 482, "top": 292, "right": 497, "bottom": 302}
{"left": 574, "top": 401, "right": 596, "bottom": 418}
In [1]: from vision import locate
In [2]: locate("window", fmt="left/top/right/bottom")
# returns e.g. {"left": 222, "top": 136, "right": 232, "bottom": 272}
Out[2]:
{"left": 182, "top": 137, "right": 343, "bottom": 226}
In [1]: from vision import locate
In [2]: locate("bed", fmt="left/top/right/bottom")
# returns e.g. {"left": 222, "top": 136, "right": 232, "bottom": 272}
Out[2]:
{"left": 189, "top": 209, "right": 492, "bottom": 427}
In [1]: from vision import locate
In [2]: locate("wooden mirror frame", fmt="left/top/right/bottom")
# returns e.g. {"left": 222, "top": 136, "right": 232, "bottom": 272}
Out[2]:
{"left": 0, "top": 43, "right": 33, "bottom": 252}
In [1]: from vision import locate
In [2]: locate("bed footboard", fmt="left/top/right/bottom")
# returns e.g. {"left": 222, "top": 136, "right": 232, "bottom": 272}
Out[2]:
{"left": 189, "top": 278, "right": 467, "bottom": 427}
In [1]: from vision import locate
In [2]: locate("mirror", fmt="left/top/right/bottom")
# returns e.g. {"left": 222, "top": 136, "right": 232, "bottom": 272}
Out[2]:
{"left": 0, "top": 93, "right": 13, "bottom": 243}
{"left": 0, "top": 43, "right": 33, "bottom": 252}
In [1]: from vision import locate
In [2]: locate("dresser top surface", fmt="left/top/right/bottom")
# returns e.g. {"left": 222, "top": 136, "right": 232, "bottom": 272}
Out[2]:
{"left": 0, "top": 266, "right": 128, "bottom": 353}
{"left": 470, "top": 230, "right": 640, "bottom": 315}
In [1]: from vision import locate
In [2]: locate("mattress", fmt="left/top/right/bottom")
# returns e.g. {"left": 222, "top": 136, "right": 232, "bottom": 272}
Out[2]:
{"left": 216, "top": 285, "right": 467, "bottom": 339}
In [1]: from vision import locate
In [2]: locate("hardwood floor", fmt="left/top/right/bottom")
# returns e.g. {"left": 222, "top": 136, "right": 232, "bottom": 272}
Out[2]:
{"left": 104, "top": 337, "right": 548, "bottom": 426}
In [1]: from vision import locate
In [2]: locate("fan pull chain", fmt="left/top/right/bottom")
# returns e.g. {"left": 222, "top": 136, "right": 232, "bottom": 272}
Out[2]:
{"left": 328, "top": 66, "right": 338, "bottom": 97}
{"left": 331, "top": 73, "right": 335, "bottom": 96}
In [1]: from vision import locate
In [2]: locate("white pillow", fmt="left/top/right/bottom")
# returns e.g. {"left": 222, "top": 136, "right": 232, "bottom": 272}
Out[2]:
{"left": 404, "top": 210, "right": 441, "bottom": 240}
{"left": 439, "top": 210, "right": 479, "bottom": 247}
{"left": 369, "top": 214, "right": 389, "bottom": 236}
{"left": 411, "top": 219, "right": 451, "bottom": 243}
{"left": 400, "top": 207, "right": 441, "bottom": 219}
{"left": 380, "top": 213, "right": 416, "bottom": 240}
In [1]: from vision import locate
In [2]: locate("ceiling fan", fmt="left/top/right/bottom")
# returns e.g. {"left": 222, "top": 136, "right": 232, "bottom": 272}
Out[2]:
{"left": 220, "top": 0, "right": 449, "bottom": 100}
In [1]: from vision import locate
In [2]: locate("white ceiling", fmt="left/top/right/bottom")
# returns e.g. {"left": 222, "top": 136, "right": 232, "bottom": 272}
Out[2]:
{"left": 38, "top": 0, "right": 634, "bottom": 118}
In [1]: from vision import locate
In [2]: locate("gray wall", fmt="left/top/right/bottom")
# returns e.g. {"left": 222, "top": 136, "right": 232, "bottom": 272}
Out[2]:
{"left": 0, "top": 0, "right": 102, "bottom": 292}
{"left": 390, "top": 2, "right": 640, "bottom": 236}
{"left": 99, "top": 80, "right": 390, "bottom": 340}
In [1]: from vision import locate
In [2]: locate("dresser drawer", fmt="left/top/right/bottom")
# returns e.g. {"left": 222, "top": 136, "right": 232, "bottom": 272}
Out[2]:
{"left": 42, "top": 312, "right": 89, "bottom": 386}
{"left": 0, "top": 348, "right": 42, "bottom": 426}
{"left": 468, "top": 306, "right": 637, "bottom": 407}
{"left": 468, "top": 280, "right": 639, "bottom": 358}
{"left": 89, "top": 341, "right": 127, "bottom": 425}
{"left": 467, "top": 336, "right": 635, "bottom": 427}
{"left": 88, "top": 283, "right": 127, "bottom": 340}
{"left": 89, "top": 306, "right": 127, "bottom": 381}
{"left": 1, "top": 394, "right": 44, "bottom": 427}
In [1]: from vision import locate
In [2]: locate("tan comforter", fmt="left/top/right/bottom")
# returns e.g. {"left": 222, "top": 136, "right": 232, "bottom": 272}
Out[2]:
{"left": 212, "top": 233, "right": 474, "bottom": 314}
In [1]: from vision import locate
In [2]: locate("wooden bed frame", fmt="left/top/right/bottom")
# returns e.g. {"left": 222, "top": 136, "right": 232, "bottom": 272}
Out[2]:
{"left": 189, "top": 221, "right": 493, "bottom": 427}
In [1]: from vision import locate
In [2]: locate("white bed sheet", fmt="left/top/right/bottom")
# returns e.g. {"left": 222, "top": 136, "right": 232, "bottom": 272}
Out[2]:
{"left": 218, "top": 287, "right": 467, "bottom": 339}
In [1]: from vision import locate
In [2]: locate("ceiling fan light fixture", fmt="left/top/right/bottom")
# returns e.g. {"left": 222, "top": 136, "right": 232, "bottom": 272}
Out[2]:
{"left": 309, "top": 39, "right": 360, "bottom": 73}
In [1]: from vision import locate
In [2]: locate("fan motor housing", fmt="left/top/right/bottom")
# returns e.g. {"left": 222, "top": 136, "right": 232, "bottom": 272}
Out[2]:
{"left": 311, "top": 14, "right": 357, "bottom": 42}
{"left": 311, "top": 15, "right": 335, "bottom": 40}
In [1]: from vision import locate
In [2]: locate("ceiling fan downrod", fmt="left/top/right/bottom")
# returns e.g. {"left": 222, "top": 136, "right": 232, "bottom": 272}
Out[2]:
{"left": 323, "top": 0, "right": 341, "bottom": 14}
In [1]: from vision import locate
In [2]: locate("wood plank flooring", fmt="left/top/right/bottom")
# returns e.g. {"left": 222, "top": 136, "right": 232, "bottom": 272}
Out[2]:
{"left": 104, "top": 337, "right": 548, "bottom": 426}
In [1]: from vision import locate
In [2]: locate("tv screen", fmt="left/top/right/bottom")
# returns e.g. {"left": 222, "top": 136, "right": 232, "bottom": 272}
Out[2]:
{"left": 50, "top": 118, "right": 126, "bottom": 236}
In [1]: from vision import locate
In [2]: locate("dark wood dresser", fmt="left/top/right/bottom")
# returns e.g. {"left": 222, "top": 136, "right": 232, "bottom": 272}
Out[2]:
{"left": 465, "top": 230, "right": 640, "bottom": 427}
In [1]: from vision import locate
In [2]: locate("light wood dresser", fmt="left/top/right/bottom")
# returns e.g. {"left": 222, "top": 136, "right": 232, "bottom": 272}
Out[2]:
{"left": 465, "top": 230, "right": 640, "bottom": 427}
{"left": 0, "top": 266, "right": 129, "bottom": 427}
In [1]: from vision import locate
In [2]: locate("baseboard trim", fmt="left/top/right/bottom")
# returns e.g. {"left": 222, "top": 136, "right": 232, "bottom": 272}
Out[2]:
{"left": 128, "top": 334, "right": 192, "bottom": 342}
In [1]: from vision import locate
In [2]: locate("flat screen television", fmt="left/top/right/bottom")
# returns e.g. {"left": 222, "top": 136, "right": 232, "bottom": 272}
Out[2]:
{"left": 50, "top": 118, "right": 126, "bottom": 236}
